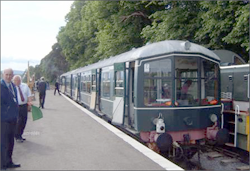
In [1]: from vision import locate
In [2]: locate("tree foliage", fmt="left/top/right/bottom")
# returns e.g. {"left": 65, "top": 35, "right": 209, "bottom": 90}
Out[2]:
{"left": 195, "top": 1, "right": 249, "bottom": 58}
{"left": 39, "top": 43, "right": 69, "bottom": 83}
{"left": 36, "top": 0, "right": 249, "bottom": 79}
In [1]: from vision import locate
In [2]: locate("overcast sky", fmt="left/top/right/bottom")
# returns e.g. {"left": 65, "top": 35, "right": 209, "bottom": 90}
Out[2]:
{"left": 1, "top": 1, "right": 73, "bottom": 71}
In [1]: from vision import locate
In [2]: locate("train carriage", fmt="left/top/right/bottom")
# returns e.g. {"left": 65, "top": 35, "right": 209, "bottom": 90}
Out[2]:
{"left": 213, "top": 49, "right": 250, "bottom": 152}
{"left": 60, "top": 40, "right": 229, "bottom": 157}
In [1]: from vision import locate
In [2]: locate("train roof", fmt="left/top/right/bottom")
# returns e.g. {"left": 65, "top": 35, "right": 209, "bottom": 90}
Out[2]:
{"left": 62, "top": 40, "right": 220, "bottom": 75}
{"left": 60, "top": 68, "right": 78, "bottom": 77}
{"left": 220, "top": 63, "right": 249, "bottom": 69}
{"left": 213, "top": 49, "right": 246, "bottom": 66}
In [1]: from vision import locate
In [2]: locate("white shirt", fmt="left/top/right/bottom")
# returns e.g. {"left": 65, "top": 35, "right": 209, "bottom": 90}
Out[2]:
{"left": 16, "top": 83, "right": 32, "bottom": 105}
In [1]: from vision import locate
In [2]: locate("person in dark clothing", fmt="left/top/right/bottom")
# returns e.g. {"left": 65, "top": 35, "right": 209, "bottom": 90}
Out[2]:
{"left": 38, "top": 77, "right": 47, "bottom": 109}
{"left": 54, "top": 81, "right": 61, "bottom": 95}
{"left": 1, "top": 68, "right": 21, "bottom": 170}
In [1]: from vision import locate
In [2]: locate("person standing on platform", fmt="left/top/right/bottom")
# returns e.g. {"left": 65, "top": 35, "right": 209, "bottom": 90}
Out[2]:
{"left": 54, "top": 81, "right": 61, "bottom": 95}
{"left": 13, "top": 75, "right": 32, "bottom": 142}
{"left": 1, "top": 68, "right": 21, "bottom": 169}
{"left": 38, "top": 77, "right": 47, "bottom": 109}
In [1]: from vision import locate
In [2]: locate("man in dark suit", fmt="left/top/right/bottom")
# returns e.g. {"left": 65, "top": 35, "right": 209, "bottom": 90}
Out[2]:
{"left": 38, "top": 77, "right": 47, "bottom": 109}
{"left": 1, "top": 68, "right": 21, "bottom": 169}
{"left": 54, "top": 81, "right": 61, "bottom": 95}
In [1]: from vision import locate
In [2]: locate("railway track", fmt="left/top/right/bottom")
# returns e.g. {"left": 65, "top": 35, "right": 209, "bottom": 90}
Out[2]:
{"left": 189, "top": 144, "right": 249, "bottom": 170}
{"left": 116, "top": 123, "right": 249, "bottom": 170}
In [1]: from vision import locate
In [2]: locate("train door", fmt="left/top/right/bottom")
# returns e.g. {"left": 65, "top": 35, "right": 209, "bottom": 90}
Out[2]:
{"left": 72, "top": 74, "right": 77, "bottom": 100}
{"left": 75, "top": 73, "right": 81, "bottom": 102}
{"left": 70, "top": 74, "right": 73, "bottom": 97}
{"left": 90, "top": 69, "right": 97, "bottom": 110}
{"left": 125, "top": 62, "right": 135, "bottom": 128}
{"left": 96, "top": 68, "right": 101, "bottom": 111}
{"left": 61, "top": 76, "right": 66, "bottom": 93}
{"left": 112, "top": 63, "right": 126, "bottom": 125}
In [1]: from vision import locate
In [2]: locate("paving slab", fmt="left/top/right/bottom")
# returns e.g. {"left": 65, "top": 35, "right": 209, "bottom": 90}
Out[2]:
{"left": 12, "top": 89, "right": 183, "bottom": 170}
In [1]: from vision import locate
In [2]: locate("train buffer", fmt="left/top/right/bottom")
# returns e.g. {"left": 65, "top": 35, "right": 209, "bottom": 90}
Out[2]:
{"left": 12, "top": 90, "right": 183, "bottom": 170}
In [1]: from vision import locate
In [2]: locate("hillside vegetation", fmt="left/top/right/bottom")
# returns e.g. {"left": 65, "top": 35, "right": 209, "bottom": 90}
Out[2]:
{"left": 29, "top": 1, "right": 249, "bottom": 83}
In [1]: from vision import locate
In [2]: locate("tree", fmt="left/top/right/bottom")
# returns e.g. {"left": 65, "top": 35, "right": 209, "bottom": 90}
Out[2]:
{"left": 195, "top": 1, "right": 249, "bottom": 61}
{"left": 39, "top": 43, "right": 69, "bottom": 83}
{"left": 141, "top": 1, "right": 201, "bottom": 43}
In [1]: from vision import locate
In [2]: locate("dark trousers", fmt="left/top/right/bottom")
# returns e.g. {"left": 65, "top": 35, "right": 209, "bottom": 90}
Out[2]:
{"left": 1, "top": 121, "right": 16, "bottom": 168}
{"left": 15, "top": 104, "right": 28, "bottom": 139}
{"left": 39, "top": 93, "right": 46, "bottom": 108}
{"left": 54, "top": 88, "right": 61, "bottom": 95}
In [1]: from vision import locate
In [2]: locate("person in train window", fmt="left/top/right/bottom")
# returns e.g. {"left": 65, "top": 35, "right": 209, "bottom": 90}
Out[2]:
{"left": 180, "top": 80, "right": 192, "bottom": 100}
{"left": 162, "top": 83, "right": 171, "bottom": 98}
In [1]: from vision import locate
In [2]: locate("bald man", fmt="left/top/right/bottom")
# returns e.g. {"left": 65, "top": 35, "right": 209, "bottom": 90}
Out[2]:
{"left": 1, "top": 68, "right": 21, "bottom": 169}
{"left": 13, "top": 75, "right": 32, "bottom": 143}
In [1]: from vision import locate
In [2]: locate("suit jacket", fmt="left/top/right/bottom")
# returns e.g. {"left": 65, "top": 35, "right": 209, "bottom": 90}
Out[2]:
{"left": 1, "top": 80, "right": 19, "bottom": 122}
{"left": 38, "top": 81, "right": 47, "bottom": 95}
{"left": 55, "top": 82, "right": 59, "bottom": 89}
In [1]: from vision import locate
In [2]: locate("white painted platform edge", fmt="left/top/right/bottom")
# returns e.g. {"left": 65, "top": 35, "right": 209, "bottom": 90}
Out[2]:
{"left": 63, "top": 94, "right": 183, "bottom": 170}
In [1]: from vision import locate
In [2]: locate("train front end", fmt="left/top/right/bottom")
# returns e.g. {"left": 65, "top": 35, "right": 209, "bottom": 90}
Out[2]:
{"left": 134, "top": 42, "right": 229, "bottom": 157}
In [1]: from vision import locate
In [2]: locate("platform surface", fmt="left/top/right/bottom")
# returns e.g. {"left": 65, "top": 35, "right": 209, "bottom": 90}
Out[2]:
{"left": 13, "top": 89, "right": 183, "bottom": 170}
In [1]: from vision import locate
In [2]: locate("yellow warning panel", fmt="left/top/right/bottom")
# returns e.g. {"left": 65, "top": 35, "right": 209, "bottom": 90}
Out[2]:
{"left": 247, "top": 115, "right": 249, "bottom": 151}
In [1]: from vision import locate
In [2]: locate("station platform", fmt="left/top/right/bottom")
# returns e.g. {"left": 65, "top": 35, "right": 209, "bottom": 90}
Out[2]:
{"left": 13, "top": 89, "right": 183, "bottom": 170}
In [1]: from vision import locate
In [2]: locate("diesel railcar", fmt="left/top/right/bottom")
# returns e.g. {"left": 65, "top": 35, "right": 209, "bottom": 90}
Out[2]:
{"left": 60, "top": 40, "right": 229, "bottom": 157}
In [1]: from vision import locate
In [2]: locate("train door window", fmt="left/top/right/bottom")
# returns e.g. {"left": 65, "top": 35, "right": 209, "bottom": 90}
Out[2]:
{"left": 115, "top": 71, "right": 124, "bottom": 97}
{"left": 80, "top": 75, "right": 84, "bottom": 92}
{"left": 144, "top": 58, "right": 172, "bottom": 106}
{"left": 101, "top": 71, "right": 111, "bottom": 98}
{"left": 86, "top": 74, "right": 91, "bottom": 93}
{"left": 175, "top": 57, "right": 198, "bottom": 106}
{"left": 201, "top": 59, "right": 219, "bottom": 105}
{"left": 66, "top": 76, "right": 70, "bottom": 92}
{"left": 73, "top": 75, "right": 77, "bottom": 90}
{"left": 92, "top": 73, "right": 96, "bottom": 91}
{"left": 101, "top": 66, "right": 114, "bottom": 99}
{"left": 83, "top": 75, "right": 87, "bottom": 92}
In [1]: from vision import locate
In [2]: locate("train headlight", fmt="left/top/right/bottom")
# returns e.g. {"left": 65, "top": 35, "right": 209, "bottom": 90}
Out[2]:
{"left": 210, "top": 114, "right": 218, "bottom": 123}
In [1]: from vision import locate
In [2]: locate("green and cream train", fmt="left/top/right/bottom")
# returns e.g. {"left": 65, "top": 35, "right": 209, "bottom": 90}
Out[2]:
{"left": 60, "top": 40, "right": 230, "bottom": 158}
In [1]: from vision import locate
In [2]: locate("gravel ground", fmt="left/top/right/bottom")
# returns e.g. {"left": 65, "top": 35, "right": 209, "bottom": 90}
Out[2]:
{"left": 190, "top": 151, "right": 249, "bottom": 170}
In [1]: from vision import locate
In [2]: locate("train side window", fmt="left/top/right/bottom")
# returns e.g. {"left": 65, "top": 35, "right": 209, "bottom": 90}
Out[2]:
{"left": 201, "top": 60, "right": 219, "bottom": 105}
{"left": 144, "top": 58, "right": 172, "bottom": 106}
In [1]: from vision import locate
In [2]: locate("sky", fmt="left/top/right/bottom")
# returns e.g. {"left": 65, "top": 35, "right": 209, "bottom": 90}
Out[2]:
{"left": 1, "top": 1, "right": 74, "bottom": 72}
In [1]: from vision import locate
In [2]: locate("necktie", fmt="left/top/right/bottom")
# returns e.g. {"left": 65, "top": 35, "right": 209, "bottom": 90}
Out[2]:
{"left": 8, "top": 84, "right": 12, "bottom": 92}
{"left": 18, "top": 86, "right": 25, "bottom": 102}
